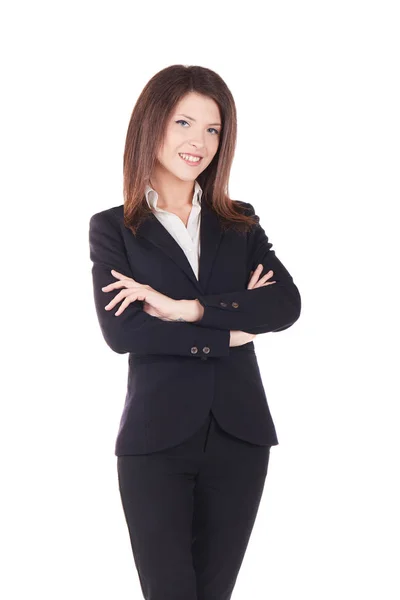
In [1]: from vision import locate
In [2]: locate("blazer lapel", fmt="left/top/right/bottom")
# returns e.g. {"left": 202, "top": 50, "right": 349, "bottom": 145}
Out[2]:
{"left": 136, "top": 195, "right": 224, "bottom": 295}
{"left": 198, "top": 198, "right": 224, "bottom": 293}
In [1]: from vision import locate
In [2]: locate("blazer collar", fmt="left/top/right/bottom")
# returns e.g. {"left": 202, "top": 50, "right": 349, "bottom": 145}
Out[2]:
{"left": 135, "top": 192, "right": 223, "bottom": 295}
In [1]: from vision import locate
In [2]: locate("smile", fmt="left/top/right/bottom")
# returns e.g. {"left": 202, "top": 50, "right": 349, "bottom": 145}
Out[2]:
{"left": 178, "top": 153, "right": 203, "bottom": 166}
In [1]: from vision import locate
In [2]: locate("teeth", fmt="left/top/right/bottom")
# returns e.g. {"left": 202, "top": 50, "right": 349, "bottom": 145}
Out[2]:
{"left": 179, "top": 153, "right": 201, "bottom": 162}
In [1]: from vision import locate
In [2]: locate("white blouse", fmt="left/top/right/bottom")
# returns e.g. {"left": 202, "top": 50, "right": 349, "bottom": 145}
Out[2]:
{"left": 144, "top": 180, "right": 203, "bottom": 280}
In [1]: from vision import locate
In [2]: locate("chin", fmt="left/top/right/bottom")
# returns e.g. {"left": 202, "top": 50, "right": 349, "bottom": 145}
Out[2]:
{"left": 172, "top": 170, "right": 197, "bottom": 182}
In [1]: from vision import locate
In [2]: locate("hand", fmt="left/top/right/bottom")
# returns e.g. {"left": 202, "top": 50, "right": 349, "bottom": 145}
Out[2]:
{"left": 229, "top": 264, "right": 276, "bottom": 347}
{"left": 101, "top": 270, "right": 179, "bottom": 319}
{"left": 247, "top": 264, "right": 276, "bottom": 289}
{"left": 229, "top": 330, "right": 256, "bottom": 347}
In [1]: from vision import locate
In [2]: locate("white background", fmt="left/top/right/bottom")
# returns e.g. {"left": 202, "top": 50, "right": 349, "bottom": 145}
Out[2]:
{"left": 1, "top": 1, "right": 399, "bottom": 598}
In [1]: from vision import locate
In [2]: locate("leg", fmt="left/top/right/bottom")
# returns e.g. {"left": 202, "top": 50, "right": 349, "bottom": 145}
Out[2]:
{"left": 117, "top": 452, "right": 198, "bottom": 600}
{"left": 116, "top": 414, "right": 214, "bottom": 600}
{"left": 192, "top": 417, "right": 271, "bottom": 600}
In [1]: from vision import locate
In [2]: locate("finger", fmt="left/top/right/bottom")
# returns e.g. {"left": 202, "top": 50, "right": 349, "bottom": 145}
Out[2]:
{"left": 111, "top": 289, "right": 147, "bottom": 315}
{"left": 253, "top": 280, "right": 276, "bottom": 288}
{"left": 257, "top": 270, "right": 274, "bottom": 285}
{"left": 111, "top": 269, "right": 136, "bottom": 281}
{"left": 102, "top": 280, "right": 134, "bottom": 292}
{"left": 102, "top": 278, "right": 148, "bottom": 293}
{"left": 104, "top": 289, "right": 130, "bottom": 311}
{"left": 247, "top": 271, "right": 254, "bottom": 289}
{"left": 248, "top": 264, "right": 267, "bottom": 289}
{"left": 247, "top": 264, "right": 263, "bottom": 289}
{"left": 115, "top": 294, "right": 136, "bottom": 316}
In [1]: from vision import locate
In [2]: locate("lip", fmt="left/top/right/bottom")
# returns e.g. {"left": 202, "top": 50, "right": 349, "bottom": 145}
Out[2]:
{"left": 178, "top": 153, "right": 203, "bottom": 167}
{"left": 179, "top": 151, "right": 203, "bottom": 158}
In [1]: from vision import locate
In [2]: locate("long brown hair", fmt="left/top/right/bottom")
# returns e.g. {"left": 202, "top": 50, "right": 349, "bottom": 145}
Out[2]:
{"left": 123, "top": 64, "right": 258, "bottom": 235}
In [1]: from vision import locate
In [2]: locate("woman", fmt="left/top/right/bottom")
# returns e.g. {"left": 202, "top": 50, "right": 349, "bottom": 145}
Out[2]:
{"left": 89, "top": 64, "right": 301, "bottom": 600}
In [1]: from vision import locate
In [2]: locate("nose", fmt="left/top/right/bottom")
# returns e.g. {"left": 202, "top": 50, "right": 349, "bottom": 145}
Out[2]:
{"left": 188, "top": 130, "right": 207, "bottom": 150}
{"left": 189, "top": 141, "right": 206, "bottom": 156}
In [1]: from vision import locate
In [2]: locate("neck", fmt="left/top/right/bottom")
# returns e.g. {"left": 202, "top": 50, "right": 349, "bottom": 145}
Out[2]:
{"left": 149, "top": 167, "right": 196, "bottom": 210}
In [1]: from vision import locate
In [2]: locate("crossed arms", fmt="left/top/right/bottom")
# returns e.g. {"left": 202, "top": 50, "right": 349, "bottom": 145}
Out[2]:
{"left": 88, "top": 203, "right": 301, "bottom": 357}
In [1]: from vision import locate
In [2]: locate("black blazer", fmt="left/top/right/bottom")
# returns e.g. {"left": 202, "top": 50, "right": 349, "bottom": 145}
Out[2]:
{"left": 89, "top": 196, "right": 301, "bottom": 455}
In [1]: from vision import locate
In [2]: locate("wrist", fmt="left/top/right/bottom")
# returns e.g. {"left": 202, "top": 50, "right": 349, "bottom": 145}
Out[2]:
{"left": 175, "top": 299, "right": 204, "bottom": 323}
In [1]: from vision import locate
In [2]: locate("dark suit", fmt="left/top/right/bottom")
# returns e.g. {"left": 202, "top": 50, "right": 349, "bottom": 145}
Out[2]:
{"left": 89, "top": 195, "right": 301, "bottom": 456}
{"left": 89, "top": 194, "right": 301, "bottom": 599}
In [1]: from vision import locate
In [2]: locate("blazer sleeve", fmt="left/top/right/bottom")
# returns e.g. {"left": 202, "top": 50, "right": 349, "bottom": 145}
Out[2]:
{"left": 89, "top": 211, "right": 231, "bottom": 357}
{"left": 194, "top": 202, "right": 301, "bottom": 334}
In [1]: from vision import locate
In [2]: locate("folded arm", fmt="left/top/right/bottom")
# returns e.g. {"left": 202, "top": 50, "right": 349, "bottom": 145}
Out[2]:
{"left": 89, "top": 211, "right": 230, "bottom": 358}
{"left": 194, "top": 203, "right": 301, "bottom": 334}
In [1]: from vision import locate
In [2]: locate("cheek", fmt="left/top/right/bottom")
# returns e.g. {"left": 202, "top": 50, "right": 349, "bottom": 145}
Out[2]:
{"left": 168, "top": 122, "right": 185, "bottom": 141}
{"left": 159, "top": 125, "right": 180, "bottom": 154}
{"left": 208, "top": 140, "right": 220, "bottom": 161}
{"left": 157, "top": 137, "right": 177, "bottom": 162}
{"left": 168, "top": 131, "right": 186, "bottom": 155}
{"left": 209, "top": 134, "right": 220, "bottom": 150}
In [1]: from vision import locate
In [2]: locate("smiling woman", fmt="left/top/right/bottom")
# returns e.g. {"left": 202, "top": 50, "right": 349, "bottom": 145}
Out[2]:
{"left": 119, "top": 67, "right": 257, "bottom": 236}
{"left": 143, "top": 92, "right": 223, "bottom": 211}
{"left": 175, "top": 113, "right": 221, "bottom": 166}
{"left": 88, "top": 63, "right": 301, "bottom": 600}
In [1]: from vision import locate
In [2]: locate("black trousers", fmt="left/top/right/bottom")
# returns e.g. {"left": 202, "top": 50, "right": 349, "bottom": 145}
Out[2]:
{"left": 117, "top": 411, "right": 271, "bottom": 600}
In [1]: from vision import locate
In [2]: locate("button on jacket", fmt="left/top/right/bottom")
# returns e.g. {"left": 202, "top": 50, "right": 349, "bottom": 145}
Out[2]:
{"left": 89, "top": 189, "right": 301, "bottom": 456}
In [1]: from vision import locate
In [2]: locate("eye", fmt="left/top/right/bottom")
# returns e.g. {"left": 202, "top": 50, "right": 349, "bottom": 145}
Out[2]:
{"left": 175, "top": 120, "right": 220, "bottom": 135}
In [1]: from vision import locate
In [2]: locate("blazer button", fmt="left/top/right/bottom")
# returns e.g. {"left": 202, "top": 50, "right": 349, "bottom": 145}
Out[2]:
{"left": 219, "top": 301, "right": 228, "bottom": 307}
{"left": 191, "top": 346, "right": 198, "bottom": 354}
{"left": 203, "top": 346, "right": 210, "bottom": 354}
{"left": 232, "top": 302, "right": 239, "bottom": 308}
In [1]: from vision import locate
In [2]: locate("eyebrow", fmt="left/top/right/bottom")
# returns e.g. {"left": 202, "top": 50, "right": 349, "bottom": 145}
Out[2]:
{"left": 176, "top": 113, "right": 222, "bottom": 127}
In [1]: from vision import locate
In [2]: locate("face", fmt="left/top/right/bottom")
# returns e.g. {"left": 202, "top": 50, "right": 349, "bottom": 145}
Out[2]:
{"left": 155, "top": 92, "right": 222, "bottom": 182}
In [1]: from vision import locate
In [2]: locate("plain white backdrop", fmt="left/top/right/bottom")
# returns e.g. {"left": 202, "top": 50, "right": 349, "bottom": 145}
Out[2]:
{"left": 1, "top": 1, "right": 399, "bottom": 598}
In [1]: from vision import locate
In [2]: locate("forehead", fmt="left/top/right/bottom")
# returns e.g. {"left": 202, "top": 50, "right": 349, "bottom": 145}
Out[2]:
{"left": 174, "top": 92, "right": 221, "bottom": 122}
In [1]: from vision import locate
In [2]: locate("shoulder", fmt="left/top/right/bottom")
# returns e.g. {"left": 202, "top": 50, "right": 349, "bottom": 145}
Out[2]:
{"left": 230, "top": 200, "right": 259, "bottom": 232}
{"left": 231, "top": 199, "right": 256, "bottom": 216}
{"left": 89, "top": 204, "right": 124, "bottom": 229}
